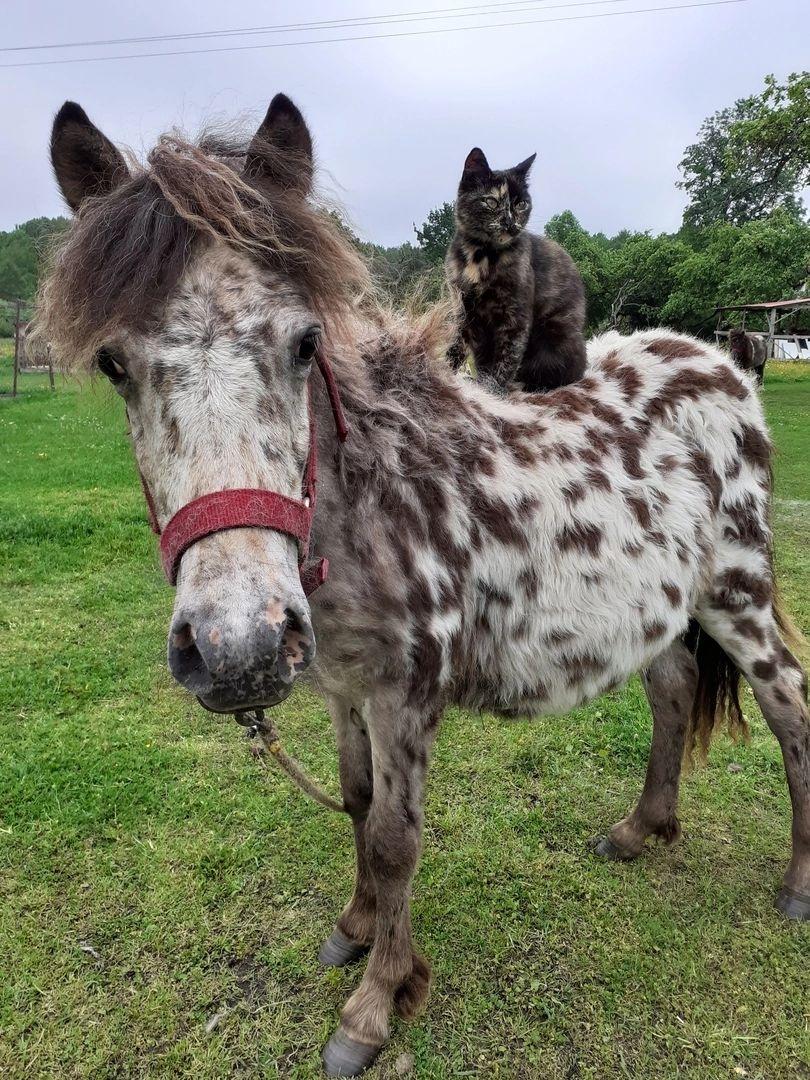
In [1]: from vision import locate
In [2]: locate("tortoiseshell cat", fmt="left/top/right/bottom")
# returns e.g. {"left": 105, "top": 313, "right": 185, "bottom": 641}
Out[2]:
{"left": 445, "top": 147, "right": 586, "bottom": 392}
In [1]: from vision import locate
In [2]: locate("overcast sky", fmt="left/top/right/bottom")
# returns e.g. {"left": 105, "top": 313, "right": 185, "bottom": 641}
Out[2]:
{"left": 2, "top": 0, "right": 807, "bottom": 244}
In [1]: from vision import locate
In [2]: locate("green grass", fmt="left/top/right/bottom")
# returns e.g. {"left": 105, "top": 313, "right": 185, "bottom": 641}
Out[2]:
{"left": 1, "top": 341, "right": 808, "bottom": 1079}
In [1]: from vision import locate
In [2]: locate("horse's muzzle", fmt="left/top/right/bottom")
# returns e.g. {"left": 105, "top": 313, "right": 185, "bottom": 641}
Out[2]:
{"left": 167, "top": 600, "right": 315, "bottom": 713}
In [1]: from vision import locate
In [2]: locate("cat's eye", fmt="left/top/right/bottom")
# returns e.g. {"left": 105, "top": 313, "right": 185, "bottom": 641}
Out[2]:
{"left": 515, "top": 200, "right": 528, "bottom": 212}
{"left": 96, "top": 347, "right": 127, "bottom": 384}
{"left": 294, "top": 329, "right": 320, "bottom": 367}
{"left": 483, "top": 196, "right": 500, "bottom": 209}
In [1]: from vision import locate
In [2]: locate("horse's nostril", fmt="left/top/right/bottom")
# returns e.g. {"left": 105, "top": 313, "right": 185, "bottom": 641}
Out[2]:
{"left": 171, "top": 622, "right": 195, "bottom": 651}
{"left": 168, "top": 622, "right": 213, "bottom": 694}
{"left": 280, "top": 606, "right": 315, "bottom": 672}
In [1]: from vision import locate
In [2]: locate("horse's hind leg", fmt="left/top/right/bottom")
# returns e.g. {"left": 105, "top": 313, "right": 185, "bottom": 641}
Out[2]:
{"left": 697, "top": 605, "right": 810, "bottom": 919}
{"left": 594, "top": 639, "right": 697, "bottom": 860}
{"left": 319, "top": 699, "right": 376, "bottom": 968}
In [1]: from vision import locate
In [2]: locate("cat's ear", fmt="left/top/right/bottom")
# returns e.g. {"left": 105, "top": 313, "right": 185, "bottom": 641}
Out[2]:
{"left": 51, "top": 102, "right": 130, "bottom": 212}
{"left": 461, "top": 147, "right": 491, "bottom": 185}
{"left": 511, "top": 152, "right": 537, "bottom": 179}
{"left": 245, "top": 93, "right": 314, "bottom": 195}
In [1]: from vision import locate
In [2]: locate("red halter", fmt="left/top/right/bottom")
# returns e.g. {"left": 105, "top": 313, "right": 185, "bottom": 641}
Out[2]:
{"left": 139, "top": 345, "right": 348, "bottom": 595}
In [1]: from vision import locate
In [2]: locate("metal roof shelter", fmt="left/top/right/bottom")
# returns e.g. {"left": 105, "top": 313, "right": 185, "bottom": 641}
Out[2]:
{"left": 714, "top": 297, "right": 810, "bottom": 361}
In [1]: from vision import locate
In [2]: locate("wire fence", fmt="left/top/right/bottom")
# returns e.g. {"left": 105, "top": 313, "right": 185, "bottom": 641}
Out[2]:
{"left": 0, "top": 298, "right": 55, "bottom": 396}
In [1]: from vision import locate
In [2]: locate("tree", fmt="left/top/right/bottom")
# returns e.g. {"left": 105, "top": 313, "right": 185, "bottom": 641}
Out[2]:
{"left": 678, "top": 72, "right": 810, "bottom": 229}
{"left": 662, "top": 210, "right": 810, "bottom": 334}
{"left": 414, "top": 202, "right": 456, "bottom": 264}
{"left": 604, "top": 232, "right": 691, "bottom": 333}
{"left": 544, "top": 211, "right": 614, "bottom": 331}
{"left": 0, "top": 217, "right": 69, "bottom": 302}
{"left": 542, "top": 210, "right": 810, "bottom": 338}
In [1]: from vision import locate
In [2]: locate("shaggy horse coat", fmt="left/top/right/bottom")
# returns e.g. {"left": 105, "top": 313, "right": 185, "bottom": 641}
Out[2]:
{"left": 43, "top": 95, "right": 810, "bottom": 1077}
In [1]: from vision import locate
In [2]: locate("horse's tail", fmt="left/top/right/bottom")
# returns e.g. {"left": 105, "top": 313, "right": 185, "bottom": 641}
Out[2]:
{"left": 683, "top": 620, "right": 748, "bottom": 764}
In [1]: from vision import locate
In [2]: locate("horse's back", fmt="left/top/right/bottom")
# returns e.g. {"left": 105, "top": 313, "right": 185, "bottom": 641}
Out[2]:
{"left": 450, "top": 330, "right": 771, "bottom": 717}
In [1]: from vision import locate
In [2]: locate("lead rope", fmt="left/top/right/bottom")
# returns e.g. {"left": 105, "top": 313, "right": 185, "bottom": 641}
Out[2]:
{"left": 236, "top": 709, "right": 346, "bottom": 814}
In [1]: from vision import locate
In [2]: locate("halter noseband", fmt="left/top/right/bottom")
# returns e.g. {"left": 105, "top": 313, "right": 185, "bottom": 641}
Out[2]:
{"left": 139, "top": 345, "right": 348, "bottom": 595}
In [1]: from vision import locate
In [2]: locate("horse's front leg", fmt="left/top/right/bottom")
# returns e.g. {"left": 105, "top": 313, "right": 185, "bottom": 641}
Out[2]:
{"left": 319, "top": 699, "right": 376, "bottom": 967}
{"left": 322, "top": 696, "right": 437, "bottom": 1077}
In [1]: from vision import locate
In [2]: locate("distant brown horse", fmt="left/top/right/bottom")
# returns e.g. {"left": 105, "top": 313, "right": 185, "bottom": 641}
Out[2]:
{"left": 42, "top": 95, "right": 809, "bottom": 1077}
{"left": 728, "top": 328, "right": 767, "bottom": 384}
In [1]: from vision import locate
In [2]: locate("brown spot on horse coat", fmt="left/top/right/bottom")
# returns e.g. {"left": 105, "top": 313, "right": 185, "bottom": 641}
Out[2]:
{"left": 662, "top": 583, "right": 682, "bottom": 607}
{"left": 469, "top": 490, "right": 522, "bottom": 547}
{"left": 602, "top": 355, "right": 642, "bottom": 402}
{"left": 733, "top": 617, "right": 765, "bottom": 645}
{"left": 166, "top": 417, "right": 180, "bottom": 454}
{"left": 559, "top": 650, "right": 608, "bottom": 685}
{"left": 712, "top": 568, "right": 772, "bottom": 611}
{"left": 646, "top": 337, "right": 704, "bottom": 359}
{"left": 507, "top": 440, "right": 537, "bottom": 468}
{"left": 724, "top": 497, "right": 769, "bottom": 550}
{"left": 616, "top": 429, "right": 646, "bottom": 479}
{"left": 592, "top": 400, "right": 624, "bottom": 428}
{"left": 736, "top": 424, "right": 772, "bottom": 471}
{"left": 558, "top": 520, "right": 603, "bottom": 557}
{"left": 626, "top": 494, "right": 652, "bottom": 530}
{"left": 648, "top": 368, "right": 748, "bottom": 426}
{"left": 584, "top": 467, "right": 611, "bottom": 493}
{"left": 562, "top": 481, "right": 586, "bottom": 505}
{"left": 752, "top": 658, "right": 778, "bottom": 681}
{"left": 687, "top": 448, "right": 722, "bottom": 510}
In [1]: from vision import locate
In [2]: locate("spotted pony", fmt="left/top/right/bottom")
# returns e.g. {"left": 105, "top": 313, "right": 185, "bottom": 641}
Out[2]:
{"left": 729, "top": 327, "right": 768, "bottom": 384}
{"left": 42, "top": 96, "right": 809, "bottom": 1077}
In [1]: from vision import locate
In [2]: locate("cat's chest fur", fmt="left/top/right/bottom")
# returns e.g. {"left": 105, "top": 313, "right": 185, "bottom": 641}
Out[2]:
{"left": 449, "top": 240, "right": 519, "bottom": 296}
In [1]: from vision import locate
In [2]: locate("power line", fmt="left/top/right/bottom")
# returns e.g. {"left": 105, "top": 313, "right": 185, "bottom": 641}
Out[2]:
{"left": 2, "top": 1, "right": 567, "bottom": 53}
{"left": 0, "top": 0, "right": 749, "bottom": 69}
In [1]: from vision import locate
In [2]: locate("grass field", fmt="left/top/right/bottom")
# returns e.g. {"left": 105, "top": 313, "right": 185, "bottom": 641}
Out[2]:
{"left": 1, "top": 338, "right": 808, "bottom": 1079}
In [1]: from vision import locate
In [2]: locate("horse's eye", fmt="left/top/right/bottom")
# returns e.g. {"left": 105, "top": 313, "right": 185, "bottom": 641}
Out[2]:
{"left": 295, "top": 331, "right": 319, "bottom": 366}
{"left": 96, "top": 348, "right": 127, "bottom": 383}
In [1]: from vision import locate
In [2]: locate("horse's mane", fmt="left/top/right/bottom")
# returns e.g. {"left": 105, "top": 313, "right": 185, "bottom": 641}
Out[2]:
{"left": 38, "top": 129, "right": 385, "bottom": 369}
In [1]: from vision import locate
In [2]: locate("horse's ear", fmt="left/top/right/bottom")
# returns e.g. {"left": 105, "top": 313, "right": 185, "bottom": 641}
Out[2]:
{"left": 50, "top": 102, "right": 129, "bottom": 212}
{"left": 511, "top": 152, "right": 537, "bottom": 178}
{"left": 245, "top": 93, "right": 314, "bottom": 195}
{"left": 461, "top": 147, "right": 491, "bottom": 186}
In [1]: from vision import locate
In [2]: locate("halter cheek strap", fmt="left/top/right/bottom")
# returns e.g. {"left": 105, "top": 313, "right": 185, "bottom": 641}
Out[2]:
{"left": 139, "top": 345, "right": 348, "bottom": 595}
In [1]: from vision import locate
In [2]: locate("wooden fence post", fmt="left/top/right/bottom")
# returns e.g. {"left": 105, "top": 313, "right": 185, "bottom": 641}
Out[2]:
{"left": 766, "top": 308, "right": 777, "bottom": 359}
{"left": 12, "top": 298, "right": 21, "bottom": 397}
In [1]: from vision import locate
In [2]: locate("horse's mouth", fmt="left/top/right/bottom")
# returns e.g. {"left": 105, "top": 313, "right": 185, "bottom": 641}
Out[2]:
{"left": 195, "top": 684, "right": 294, "bottom": 715}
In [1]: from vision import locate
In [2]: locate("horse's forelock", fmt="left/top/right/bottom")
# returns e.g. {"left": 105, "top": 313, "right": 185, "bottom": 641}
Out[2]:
{"left": 38, "top": 129, "right": 372, "bottom": 370}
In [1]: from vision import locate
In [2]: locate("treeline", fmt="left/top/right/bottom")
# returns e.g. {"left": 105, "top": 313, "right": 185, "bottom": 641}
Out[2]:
{"left": 3, "top": 205, "right": 807, "bottom": 342}
{"left": 359, "top": 204, "right": 810, "bottom": 338}
{"left": 0, "top": 217, "right": 68, "bottom": 334}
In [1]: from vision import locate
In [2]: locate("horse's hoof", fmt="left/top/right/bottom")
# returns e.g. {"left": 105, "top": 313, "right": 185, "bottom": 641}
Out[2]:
{"left": 318, "top": 929, "right": 369, "bottom": 968}
{"left": 322, "top": 1027, "right": 382, "bottom": 1077}
{"left": 775, "top": 886, "right": 810, "bottom": 921}
{"left": 591, "top": 836, "right": 629, "bottom": 861}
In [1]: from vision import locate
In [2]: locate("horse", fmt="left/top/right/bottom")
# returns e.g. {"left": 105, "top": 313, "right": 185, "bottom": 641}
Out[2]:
{"left": 728, "top": 328, "right": 767, "bottom": 385}
{"left": 42, "top": 95, "right": 809, "bottom": 1077}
